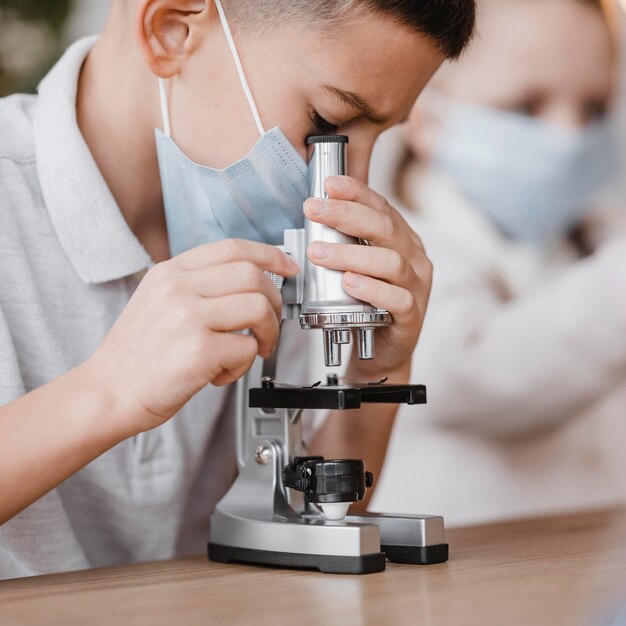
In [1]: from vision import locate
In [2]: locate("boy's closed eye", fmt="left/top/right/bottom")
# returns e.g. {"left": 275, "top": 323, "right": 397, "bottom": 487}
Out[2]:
{"left": 310, "top": 110, "right": 339, "bottom": 135}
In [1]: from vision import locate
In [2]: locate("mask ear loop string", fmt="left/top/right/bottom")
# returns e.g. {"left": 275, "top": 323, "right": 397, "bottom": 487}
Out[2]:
{"left": 214, "top": 0, "right": 266, "bottom": 137}
{"left": 158, "top": 77, "right": 172, "bottom": 138}
{"left": 157, "top": 0, "right": 265, "bottom": 140}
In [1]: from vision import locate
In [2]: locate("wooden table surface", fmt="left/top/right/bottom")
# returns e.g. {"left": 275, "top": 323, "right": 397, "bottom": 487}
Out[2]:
{"left": 2, "top": 508, "right": 626, "bottom": 626}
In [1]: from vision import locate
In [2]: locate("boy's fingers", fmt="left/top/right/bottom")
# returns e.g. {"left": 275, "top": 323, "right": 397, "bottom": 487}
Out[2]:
{"left": 343, "top": 273, "right": 420, "bottom": 324}
{"left": 172, "top": 238, "right": 300, "bottom": 277}
{"left": 211, "top": 333, "right": 260, "bottom": 387}
{"left": 186, "top": 262, "right": 283, "bottom": 319}
{"left": 324, "top": 175, "right": 387, "bottom": 212}
{"left": 203, "top": 293, "right": 281, "bottom": 359}
{"left": 307, "top": 242, "right": 418, "bottom": 288}
{"left": 309, "top": 177, "right": 426, "bottom": 253}
{"left": 304, "top": 198, "right": 400, "bottom": 245}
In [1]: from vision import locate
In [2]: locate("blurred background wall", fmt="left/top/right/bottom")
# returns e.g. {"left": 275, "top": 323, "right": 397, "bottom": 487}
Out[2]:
{"left": 0, "top": 0, "right": 108, "bottom": 96}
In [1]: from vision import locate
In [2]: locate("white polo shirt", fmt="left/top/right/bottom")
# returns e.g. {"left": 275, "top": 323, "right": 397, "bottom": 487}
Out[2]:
{"left": 0, "top": 37, "right": 307, "bottom": 579}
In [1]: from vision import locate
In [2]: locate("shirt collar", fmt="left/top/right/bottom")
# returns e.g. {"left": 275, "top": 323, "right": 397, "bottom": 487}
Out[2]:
{"left": 33, "top": 37, "right": 152, "bottom": 284}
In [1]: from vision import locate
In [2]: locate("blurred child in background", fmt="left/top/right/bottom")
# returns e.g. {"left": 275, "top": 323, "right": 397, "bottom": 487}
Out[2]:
{"left": 370, "top": 0, "right": 626, "bottom": 525}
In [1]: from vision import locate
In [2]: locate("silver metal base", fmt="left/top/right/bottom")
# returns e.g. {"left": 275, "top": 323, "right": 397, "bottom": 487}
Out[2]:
{"left": 209, "top": 438, "right": 448, "bottom": 574}
{"left": 210, "top": 509, "right": 447, "bottom": 570}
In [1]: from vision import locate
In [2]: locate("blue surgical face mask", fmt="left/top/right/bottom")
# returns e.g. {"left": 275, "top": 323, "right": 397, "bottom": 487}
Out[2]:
{"left": 429, "top": 98, "right": 616, "bottom": 247}
{"left": 155, "top": 0, "right": 308, "bottom": 256}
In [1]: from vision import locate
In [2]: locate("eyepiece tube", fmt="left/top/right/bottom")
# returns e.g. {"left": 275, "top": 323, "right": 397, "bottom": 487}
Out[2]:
{"left": 300, "top": 135, "right": 391, "bottom": 367}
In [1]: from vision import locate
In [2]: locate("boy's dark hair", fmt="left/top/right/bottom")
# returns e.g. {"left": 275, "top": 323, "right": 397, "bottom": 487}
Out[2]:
{"left": 224, "top": 0, "right": 476, "bottom": 59}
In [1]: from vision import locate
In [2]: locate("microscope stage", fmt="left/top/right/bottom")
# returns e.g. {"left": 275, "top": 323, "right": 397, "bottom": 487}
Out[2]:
{"left": 249, "top": 383, "right": 427, "bottom": 410}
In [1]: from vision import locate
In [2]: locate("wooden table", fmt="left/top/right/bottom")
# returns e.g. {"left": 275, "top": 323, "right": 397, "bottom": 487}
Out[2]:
{"left": 2, "top": 509, "right": 626, "bottom": 626}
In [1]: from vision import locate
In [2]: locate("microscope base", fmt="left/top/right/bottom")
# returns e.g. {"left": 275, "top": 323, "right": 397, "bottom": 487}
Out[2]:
{"left": 208, "top": 543, "right": 386, "bottom": 574}
{"left": 381, "top": 543, "right": 449, "bottom": 565}
{"left": 346, "top": 513, "right": 449, "bottom": 565}
{"left": 208, "top": 507, "right": 449, "bottom": 574}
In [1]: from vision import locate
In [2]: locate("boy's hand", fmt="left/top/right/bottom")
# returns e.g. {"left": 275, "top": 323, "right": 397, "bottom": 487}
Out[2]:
{"left": 303, "top": 175, "right": 433, "bottom": 382}
{"left": 88, "top": 239, "right": 300, "bottom": 437}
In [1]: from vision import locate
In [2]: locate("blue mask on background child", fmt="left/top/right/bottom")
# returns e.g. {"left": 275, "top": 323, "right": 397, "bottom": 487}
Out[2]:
{"left": 431, "top": 100, "right": 616, "bottom": 247}
{"left": 155, "top": 0, "right": 307, "bottom": 256}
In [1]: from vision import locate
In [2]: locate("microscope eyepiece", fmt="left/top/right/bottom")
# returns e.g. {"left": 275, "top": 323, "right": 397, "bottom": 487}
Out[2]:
{"left": 305, "top": 135, "right": 349, "bottom": 145}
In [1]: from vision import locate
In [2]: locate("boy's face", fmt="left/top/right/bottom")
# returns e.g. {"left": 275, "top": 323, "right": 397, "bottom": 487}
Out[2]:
{"left": 436, "top": 0, "right": 615, "bottom": 128}
{"left": 146, "top": 6, "right": 443, "bottom": 182}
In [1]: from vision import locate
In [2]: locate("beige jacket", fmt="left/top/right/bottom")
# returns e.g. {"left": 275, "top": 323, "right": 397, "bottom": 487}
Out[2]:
{"left": 369, "top": 129, "right": 626, "bottom": 526}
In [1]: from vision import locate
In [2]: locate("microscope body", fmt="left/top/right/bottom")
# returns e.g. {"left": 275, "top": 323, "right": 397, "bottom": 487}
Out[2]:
{"left": 208, "top": 136, "right": 448, "bottom": 574}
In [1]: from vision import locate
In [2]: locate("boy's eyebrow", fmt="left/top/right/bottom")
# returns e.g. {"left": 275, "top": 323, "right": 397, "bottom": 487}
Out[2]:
{"left": 323, "top": 84, "right": 390, "bottom": 125}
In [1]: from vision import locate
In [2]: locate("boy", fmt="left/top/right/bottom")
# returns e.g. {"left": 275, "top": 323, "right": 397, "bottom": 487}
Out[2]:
{"left": 0, "top": 0, "right": 474, "bottom": 578}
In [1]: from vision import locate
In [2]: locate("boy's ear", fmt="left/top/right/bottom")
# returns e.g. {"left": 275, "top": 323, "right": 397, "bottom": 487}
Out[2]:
{"left": 135, "top": 0, "right": 210, "bottom": 78}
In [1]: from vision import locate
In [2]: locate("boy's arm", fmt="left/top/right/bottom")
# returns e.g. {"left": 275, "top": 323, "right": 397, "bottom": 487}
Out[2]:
{"left": 0, "top": 362, "right": 131, "bottom": 524}
{"left": 0, "top": 239, "right": 299, "bottom": 524}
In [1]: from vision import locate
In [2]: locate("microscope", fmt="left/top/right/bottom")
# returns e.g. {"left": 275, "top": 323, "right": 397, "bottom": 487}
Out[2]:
{"left": 208, "top": 136, "right": 448, "bottom": 574}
